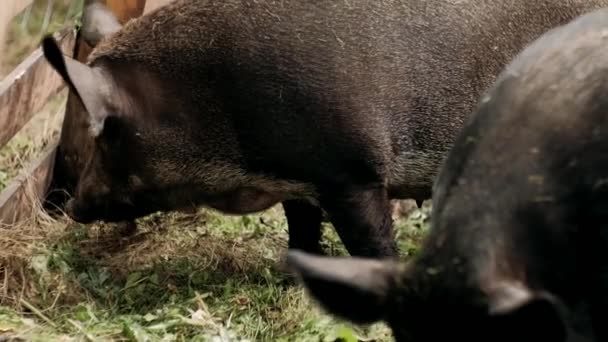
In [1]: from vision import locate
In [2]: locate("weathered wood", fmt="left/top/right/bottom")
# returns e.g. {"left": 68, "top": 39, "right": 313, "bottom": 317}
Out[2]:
{"left": 0, "top": 139, "right": 58, "bottom": 225}
{"left": 47, "top": 0, "right": 148, "bottom": 209}
{"left": 0, "top": 86, "right": 67, "bottom": 226}
{"left": 0, "top": 0, "right": 35, "bottom": 68}
{"left": 144, "top": 0, "right": 174, "bottom": 14}
{"left": 0, "top": 28, "right": 76, "bottom": 148}
{"left": 0, "top": 1, "right": 150, "bottom": 224}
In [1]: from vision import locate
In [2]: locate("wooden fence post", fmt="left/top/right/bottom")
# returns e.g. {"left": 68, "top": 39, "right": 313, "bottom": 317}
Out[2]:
{"left": 45, "top": 0, "right": 147, "bottom": 210}
{"left": 0, "top": 28, "right": 76, "bottom": 224}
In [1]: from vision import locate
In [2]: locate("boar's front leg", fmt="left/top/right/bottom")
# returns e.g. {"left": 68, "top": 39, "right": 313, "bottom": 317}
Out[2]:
{"left": 283, "top": 200, "right": 323, "bottom": 254}
{"left": 320, "top": 185, "right": 398, "bottom": 258}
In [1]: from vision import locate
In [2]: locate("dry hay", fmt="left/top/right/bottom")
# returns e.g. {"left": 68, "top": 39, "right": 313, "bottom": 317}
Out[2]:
{"left": 0, "top": 90, "right": 68, "bottom": 309}
{"left": 0, "top": 203, "right": 289, "bottom": 308}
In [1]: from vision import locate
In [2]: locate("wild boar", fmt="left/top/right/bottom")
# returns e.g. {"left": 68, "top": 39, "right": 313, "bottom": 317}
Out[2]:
{"left": 42, "top": 0, "right": 608, "bottom": 258}
{"left": 288, "top": 7, "right": 608, "bottom": 341}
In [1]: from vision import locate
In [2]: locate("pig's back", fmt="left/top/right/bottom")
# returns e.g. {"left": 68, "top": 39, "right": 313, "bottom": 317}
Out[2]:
{"left": 89, "top": 0, "right": 608, "bottom": 195}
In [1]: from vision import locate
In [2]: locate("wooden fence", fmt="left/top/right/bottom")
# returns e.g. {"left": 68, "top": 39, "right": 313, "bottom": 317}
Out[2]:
{"left": 0, "top": 0, "right": 174, "bottom": 225}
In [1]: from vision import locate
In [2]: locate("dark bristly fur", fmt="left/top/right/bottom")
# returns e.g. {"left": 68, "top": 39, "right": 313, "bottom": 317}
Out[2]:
{"left": 289, "top": 7, "right": 608, "bottom": 342}
{"left": 43, "top": 0, "right": 607, "bottom": 258}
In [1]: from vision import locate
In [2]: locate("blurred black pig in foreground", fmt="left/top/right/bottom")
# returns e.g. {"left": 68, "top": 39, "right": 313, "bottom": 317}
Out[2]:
{"left": 42, "top": 0, "right": 608, "bottom": 258}
{"left": 289, "top": 7, "right": 608, "bottom": 342}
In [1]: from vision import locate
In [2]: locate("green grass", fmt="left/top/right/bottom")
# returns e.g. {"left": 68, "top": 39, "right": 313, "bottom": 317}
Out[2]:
{"left": 0, "top": 204, "right": 430, "bottom": 341}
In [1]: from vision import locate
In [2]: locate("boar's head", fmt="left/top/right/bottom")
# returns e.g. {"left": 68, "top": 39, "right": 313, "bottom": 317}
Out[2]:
{"left": 41, "top": 3, "right": 217, "bottom": 223}
{"left": 287, "top": 251, "right": 570, "bottom": 342}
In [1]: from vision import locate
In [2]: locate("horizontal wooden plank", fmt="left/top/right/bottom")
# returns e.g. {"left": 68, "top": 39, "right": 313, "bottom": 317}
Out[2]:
{"left": 0, "top": 139, "right": 58, "bottom": 225}
{"left": 0, "top": 27, "right": 76, "bottom": 149}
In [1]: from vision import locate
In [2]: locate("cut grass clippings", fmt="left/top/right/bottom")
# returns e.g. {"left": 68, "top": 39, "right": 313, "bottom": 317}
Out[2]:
{"left": 0, "top": 204, "right": 430, "bottom": 341}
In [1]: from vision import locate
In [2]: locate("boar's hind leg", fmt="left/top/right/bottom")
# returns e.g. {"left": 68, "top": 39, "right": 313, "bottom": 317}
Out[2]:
{"left": 320, "top": 186, "right": 398, "bottom": 258}
{"left": 283, "top": 200, "right": 323, "bottom": 254}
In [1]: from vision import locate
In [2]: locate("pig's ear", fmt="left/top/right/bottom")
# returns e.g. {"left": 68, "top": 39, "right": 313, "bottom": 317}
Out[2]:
{"left": 287, "top": 250, "right": 403, "bottom": 323}
{"left": 81, "top": 2, "right": 122, "bottom": 47}
{"left": 488, "top": 283, "right": 567, "bottom": 341}
{"left": 42, "top": 36, "right": 112, "bottom": 137}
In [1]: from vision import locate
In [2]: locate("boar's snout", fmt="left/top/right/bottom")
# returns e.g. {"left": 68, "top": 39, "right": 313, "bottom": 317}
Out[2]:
{"left": 65, "top": 191, "right": 140, "bottom": 224}
{"left": 65, "top": 198, "right": 95, "bottom": 224}
{"left": 65, "top": 198, "right": 92, "bottom": 223}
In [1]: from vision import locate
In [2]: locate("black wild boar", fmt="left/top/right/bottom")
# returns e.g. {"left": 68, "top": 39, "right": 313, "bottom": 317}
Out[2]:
{"left": 288, "top": 7, "right": 608, "bottom": 342}
{"left": 41, "top": 0, "right": 608, "bottom": 258}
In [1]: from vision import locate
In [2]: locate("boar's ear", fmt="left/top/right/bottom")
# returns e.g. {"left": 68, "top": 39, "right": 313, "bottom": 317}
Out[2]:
{"left": 81, "top": 2, "right": 122, "bottom": 47}
{"left": 488, "top": 283, "right": 567, "bottom": 341}
{"left": 42, "top": 36, "right": 112, "bottom": 137}
{"left": 287, "top": 250, "right": 403, "bottom": 324}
